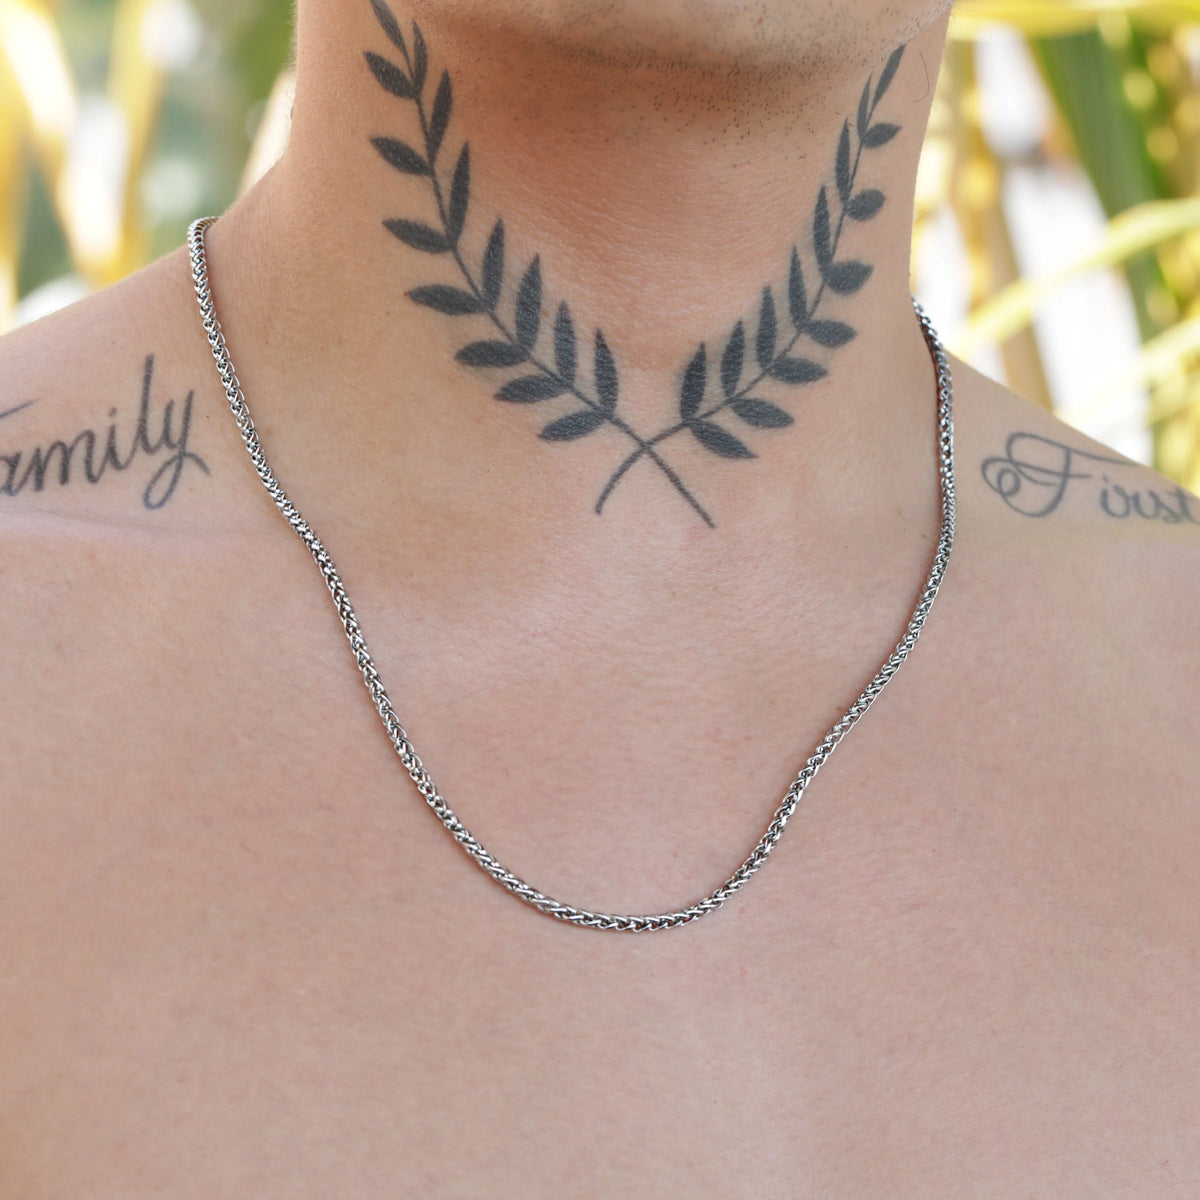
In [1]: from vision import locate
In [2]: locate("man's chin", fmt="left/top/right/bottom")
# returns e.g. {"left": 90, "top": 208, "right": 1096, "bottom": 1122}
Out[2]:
{"left": 408, "top": 0, "right": 953, "bottom": 76}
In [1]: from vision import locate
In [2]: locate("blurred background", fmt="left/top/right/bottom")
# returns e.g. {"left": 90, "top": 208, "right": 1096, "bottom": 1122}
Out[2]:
{"left": 1, "top": 0, "right": 1199, "bottom": 490}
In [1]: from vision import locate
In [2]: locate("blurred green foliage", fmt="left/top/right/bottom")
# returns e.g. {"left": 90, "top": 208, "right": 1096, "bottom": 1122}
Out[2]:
{"left": 6, "top": 0, "right": 293, "bottom": 303}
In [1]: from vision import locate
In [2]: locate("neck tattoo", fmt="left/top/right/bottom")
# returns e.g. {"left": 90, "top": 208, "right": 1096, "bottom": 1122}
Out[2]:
{"left": 364, "top": 0, "right": 905, "bottom": 528}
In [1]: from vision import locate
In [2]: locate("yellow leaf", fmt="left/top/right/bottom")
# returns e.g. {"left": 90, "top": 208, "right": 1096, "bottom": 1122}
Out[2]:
{"left": 951, "top": 0, "right": 1200, "bottom": 36}
{"left": 954, "top": 198, "right": 1200, "bottom": 356}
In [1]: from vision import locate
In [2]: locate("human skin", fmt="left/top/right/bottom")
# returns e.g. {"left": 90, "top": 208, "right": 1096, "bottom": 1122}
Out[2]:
{"left": 0, "top": 0, "right": 1197, "bottom": 1194}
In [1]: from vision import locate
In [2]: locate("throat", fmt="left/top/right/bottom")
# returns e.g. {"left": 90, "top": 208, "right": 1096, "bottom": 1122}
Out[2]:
{"left": 210, "top": 1, "right": 947, "bottom": 537}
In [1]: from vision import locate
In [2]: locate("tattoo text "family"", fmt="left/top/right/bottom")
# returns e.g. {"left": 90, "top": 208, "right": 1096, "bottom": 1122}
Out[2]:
{"left": 0, "top": 355, "right": 209, "bottom": 510}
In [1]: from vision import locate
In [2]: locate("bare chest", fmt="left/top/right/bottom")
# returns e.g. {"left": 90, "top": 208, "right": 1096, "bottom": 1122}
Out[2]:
{"left": 3, "top": 599, "right": 1200, "bottom": 1200}
{"left": 4, "top": 524, "right": 1200, "bottom": 1197}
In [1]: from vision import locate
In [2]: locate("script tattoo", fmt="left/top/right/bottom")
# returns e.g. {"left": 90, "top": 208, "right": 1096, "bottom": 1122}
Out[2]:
{"left": 982, "top": 431, "right": 1199, "bottom": 526}
{"left": 364, "top": 0, "right": 905, "bottom": 526}
{"left": 0, "top": 355, "right": 210, "bottom": 510}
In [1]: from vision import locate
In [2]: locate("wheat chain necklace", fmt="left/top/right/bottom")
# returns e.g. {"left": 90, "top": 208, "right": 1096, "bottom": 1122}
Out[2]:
{"left": 187, "top": 215, "right": 955, "bottom": 932}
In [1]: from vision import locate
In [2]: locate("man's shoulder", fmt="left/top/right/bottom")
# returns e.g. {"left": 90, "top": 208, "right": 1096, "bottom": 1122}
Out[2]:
{"left": 0, "top": 245, "right": 237, "bottom": 542}
{"left": 3, "top": 251, "right": 222, "bottom": 492}
{"left": 3, "top": 246, "right": 199, "bottom": 408}
{"left": 954, "top": 360, "right": 1200, "bottom": 689}
{"left": 0, "top": 247, "right": 247, "bottom": 733}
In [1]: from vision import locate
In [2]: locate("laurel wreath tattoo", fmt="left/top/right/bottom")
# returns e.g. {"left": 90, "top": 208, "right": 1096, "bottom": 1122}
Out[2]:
{"left": 365, "top": 0, "right": 904, "bottom": 527}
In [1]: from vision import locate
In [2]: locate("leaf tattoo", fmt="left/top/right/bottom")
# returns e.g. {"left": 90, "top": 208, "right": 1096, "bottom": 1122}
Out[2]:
{"left": 593, "top": 331, "right": 618, "bottom": 414}
{"left": 680, "top": 345, "right": 708, "bottom": 422}
{"left": 364, "top": 0, "right": 716, "bottom": 526}
{"left": 365, "top": 0, "right": 906, "bottom": 527}
{"left": 514, "top": 256, "right": 542, "bottom": 350}
{"left": 596, "top": 43, "right": 905, "bottom": 500}
{"left": 721, "top": 321, "right": 745, "bottom": 399}
{"left": 480, "top": 218, "right": 504, "bottom": 305}
{"left": 553, "top": 303, "right": 577, "bottom": 385}
{"left": 428, "top": 73, "right": 453, "bottom": 163}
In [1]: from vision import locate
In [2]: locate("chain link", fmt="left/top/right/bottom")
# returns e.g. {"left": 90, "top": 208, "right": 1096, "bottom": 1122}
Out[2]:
{"left": 186, "top": 215, "right": 956, "bottom": 932}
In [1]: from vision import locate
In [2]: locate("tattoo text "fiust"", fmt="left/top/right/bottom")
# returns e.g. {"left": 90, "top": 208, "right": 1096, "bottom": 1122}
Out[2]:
{"left": 0, "top": 355, "right": 210, "bottom": 510}
{"left": 982, "top": 431, "right": 1198, "bottom": 526}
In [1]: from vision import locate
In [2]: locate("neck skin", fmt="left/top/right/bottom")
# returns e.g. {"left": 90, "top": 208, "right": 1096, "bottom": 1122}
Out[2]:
{"left": 203, "top": 2, "right": 950, "bottom": 574}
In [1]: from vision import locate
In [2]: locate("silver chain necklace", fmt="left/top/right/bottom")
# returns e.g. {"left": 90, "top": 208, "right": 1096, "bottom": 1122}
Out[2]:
{"left": 187, "top": 215, "right": 956, "bottom": 932}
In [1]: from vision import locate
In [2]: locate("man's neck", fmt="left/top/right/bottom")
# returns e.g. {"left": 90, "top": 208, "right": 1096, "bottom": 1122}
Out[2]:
{"left": 202, "top": 1, "right": 949, "bottom": 547}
